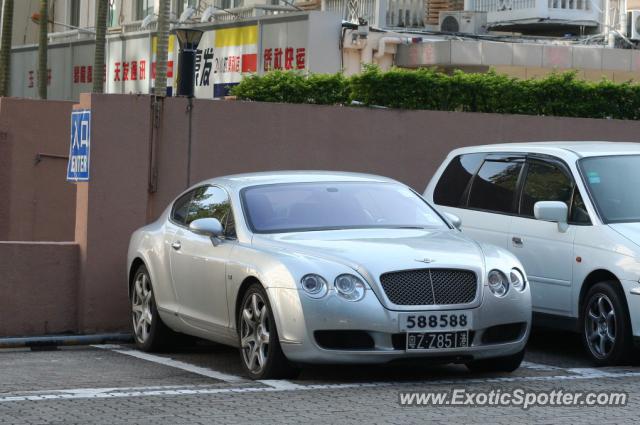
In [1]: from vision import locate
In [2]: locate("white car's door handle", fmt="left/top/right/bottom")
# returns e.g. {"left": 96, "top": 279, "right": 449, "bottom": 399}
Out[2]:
{"left": 512, "top": 236, "right": 523, "bottom": 247}
{"left": 171, "top": 241, "right": 182, "bottom": 250}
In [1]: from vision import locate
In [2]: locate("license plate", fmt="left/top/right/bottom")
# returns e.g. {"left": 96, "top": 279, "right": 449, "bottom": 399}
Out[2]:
{"left": 406, "top": 331, "right": 470, "bottom": 351}
{"left": 399, "top": 311, "right": 472, "bottom": 332}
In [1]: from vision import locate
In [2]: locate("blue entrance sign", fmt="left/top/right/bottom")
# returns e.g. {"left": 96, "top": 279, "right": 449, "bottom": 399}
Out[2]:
{"left": 66, "top": 109, "right": 91, "bottom": 182}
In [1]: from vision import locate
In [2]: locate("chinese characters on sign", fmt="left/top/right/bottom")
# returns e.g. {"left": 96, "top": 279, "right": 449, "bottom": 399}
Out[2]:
{"left": 66, "top": 109, "right": 91, "bottom": 182}
{"left": 112, "top": 60, "right": 175, "bottom": 81}
{"left": 27, "top": 69, "right": 52, "bottom": 88}
{"left": 263, "top": 47, "right": 306, "bottom": 71}
{"left": 194, "top": 50, "right": 257, "bottom": 87}
{"left": 195, "top": 48, "right": 214, "bottom": 87}
{"left": 73, "top": 65, "right": 93, "bottom": 84}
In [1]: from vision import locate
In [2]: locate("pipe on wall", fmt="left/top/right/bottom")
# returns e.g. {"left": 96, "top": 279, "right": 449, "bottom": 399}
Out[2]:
{"left": 374, "top": 36, "right": 404, "bottom": 59}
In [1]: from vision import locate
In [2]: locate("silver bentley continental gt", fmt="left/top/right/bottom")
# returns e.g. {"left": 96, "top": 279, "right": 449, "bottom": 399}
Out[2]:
{"left": 127, "top": 171, "right": 532, "bottom": 379}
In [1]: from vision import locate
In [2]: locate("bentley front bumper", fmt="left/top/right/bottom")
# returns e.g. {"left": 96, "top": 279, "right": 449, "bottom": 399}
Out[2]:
{"left": 267, "top": 286, "right": 532, "bottom": 365}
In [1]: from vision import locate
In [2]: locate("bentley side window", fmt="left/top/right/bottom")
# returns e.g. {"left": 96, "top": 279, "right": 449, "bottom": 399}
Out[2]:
{"left": 171, "top": 190, "right": 194, "bottom": 225}
{"left": 186, "top": 186, "right": 236, "bottom": 237}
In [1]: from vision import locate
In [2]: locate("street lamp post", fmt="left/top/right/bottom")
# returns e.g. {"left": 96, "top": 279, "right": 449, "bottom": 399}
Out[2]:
{"left": 173, "top": 28, "right": 203, "bottom": 98}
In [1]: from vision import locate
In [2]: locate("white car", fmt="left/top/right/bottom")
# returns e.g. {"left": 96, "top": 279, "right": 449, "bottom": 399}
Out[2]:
{"left": 425, "top": 141, "right": 640, "bottom": 365}
{"left": 128, "top": 171, "right": 531, "bottom": 379}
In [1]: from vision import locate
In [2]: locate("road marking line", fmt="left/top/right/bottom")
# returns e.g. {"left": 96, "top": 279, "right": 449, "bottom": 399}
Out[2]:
{"left": 521, "top": 361, "right": 565, "bottom": 371}
{"left": 566, "top": 367, "right": 612, "bottom": 378}
{"left": 92, "top": 345, "right": 301, "bottom": 390}
{"left": 4, "top": 369, "right": 640, "bottom": 403}
{"left": 257, "top": 380, "right": 304, "bottom": 390}
{"left": 91, "top": 345, "right": 244, "bottom": 383}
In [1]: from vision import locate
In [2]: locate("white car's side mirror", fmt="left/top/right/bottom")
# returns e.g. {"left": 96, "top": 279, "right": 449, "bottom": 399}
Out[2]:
{"left": 189, "top": 218, "right": 224, "bottom": 245}
{"left": 534, "top": 201, "right": 569, "bottom": 233}
{"left": 444, "top": 212, "right": 462, "bottom": 230}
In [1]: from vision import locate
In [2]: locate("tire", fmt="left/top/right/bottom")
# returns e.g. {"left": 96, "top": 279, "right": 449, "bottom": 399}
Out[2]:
{"left": 131, "top": 264, "right": 172, "bottom": 352}
{"left": 237, "top": 283, "right": 299, "bottom": 379}
{"left": 581, "top": 282, "right": 632, "bottom": 366}
{"left": 465, "top": 349, "right": 525, "bottom": 373}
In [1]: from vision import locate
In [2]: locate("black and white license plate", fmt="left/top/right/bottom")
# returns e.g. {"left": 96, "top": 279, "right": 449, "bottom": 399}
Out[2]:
{"left": 406, "top": 331, "right": 469, "bottom": 351}
{"left": 399, "top": 311, "right": 472, "bottom": 332}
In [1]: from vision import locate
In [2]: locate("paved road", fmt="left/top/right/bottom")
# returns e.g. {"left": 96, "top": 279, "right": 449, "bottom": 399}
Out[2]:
{"left": 0, "top": 329, "right": 639, "bottom": 424}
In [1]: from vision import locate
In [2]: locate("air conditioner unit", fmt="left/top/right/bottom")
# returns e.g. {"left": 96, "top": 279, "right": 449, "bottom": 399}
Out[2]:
{"left": 439, "top": 11, "right": 487, "bottom": 34}
{"left": 627, "top": 10, "right": 640, "bottom": 41}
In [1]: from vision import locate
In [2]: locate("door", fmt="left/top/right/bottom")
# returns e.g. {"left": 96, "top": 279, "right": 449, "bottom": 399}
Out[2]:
{"left": 463, "top": 156, "right": 525, "bottom": 249}
{"left": 169, "top": 185, "right": 236, "bottom": 332}
{"left": 508, "top": 159, "right": 586, "bottom": 315}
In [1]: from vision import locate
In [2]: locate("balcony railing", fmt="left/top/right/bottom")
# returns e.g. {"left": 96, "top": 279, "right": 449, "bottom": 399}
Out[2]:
{"left": 322, "top": 0, "right": 424, "bottom": 27}
{"left": 469, "top": 0, "right": 600, "bottom": 26}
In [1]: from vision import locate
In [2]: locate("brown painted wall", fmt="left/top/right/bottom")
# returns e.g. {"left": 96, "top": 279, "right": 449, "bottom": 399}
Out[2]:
{"left": 0, "top": 98, "right": 76, "bottom": 242}
{"left": 73, "top": 94, "right": 153, "bottom": 333}
{"left": 150, "top": 99, "right": 640, "bottom": 215}
{"left": 0, "top": 242, "right": 79, "bottom": 337}
{"left": 5, "top": 94, "right": 640, "bottom": 335}
{"left": 85, "top": 95, "right": 640, "bottom": 333}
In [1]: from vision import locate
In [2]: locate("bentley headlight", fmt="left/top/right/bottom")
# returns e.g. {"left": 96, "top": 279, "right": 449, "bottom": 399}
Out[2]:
{"left": 488, "top": 270, "right": 509, "bottom": 297}
{"left": 334, "top": 274, "right": 366, "bottom": 302}
{"left": 300, "top": 274, "right": 328, "bottom": 298}
{"left": 510, "top": 268, "right": 526, "bottom": 292}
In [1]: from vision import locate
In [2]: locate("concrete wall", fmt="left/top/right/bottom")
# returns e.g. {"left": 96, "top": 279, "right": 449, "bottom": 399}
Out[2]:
{"left": 0, "top": 97, "right": 76, "bottom": 242}
{"left": 0, "top": 242, "right": 79, "bottom": 337}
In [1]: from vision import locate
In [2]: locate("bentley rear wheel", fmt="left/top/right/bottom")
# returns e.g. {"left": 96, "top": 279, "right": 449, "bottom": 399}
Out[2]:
{"left": 238, "top": 283, "right": 299, "bottom": 379}
{"left": 131, "top": 264, "right": 171, "bottom": 352}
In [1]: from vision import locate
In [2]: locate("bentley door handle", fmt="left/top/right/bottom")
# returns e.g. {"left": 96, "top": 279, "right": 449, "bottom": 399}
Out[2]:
{"left": 171, "top": 241, "right": 182, "bottom": 250}
{"left": 512, "top": 236, "right": 523, "bottom": 247}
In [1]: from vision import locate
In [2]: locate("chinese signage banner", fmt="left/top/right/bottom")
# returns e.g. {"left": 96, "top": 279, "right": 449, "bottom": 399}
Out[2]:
{"left": 260, "top": 20, "right": 308, "bottom": 73}
{"left": 9, "top": 12, "right": 342, "bottom": 101}
{"left": 194, "top": 25, "right": 258, "bottom": 99}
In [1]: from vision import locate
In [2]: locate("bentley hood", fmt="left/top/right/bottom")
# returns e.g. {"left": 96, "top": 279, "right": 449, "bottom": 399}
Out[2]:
{"left": 252, "top": 228, "right": 487, "bottom": 300}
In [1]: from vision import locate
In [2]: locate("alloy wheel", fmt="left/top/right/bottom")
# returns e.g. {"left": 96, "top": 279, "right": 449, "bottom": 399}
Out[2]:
{"left": 240, "top": 293, "right": 270, "bottom": 374}
{"left": 132, "top": 272, "right": 153, "bottom": 344}
{"left": 585, "top": 293, "right": 617, "bottom": 359}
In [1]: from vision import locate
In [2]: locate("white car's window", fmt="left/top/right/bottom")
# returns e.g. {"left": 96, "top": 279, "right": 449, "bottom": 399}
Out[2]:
{"left": 242, "top": 182, "right": 448, "bottom": 233}
{"left": 468, "top": 160, "right": 523, "bottom": 214}
{"left": 519, "top": 162, "right": 572, "bottom": 217}
{"left": 580, "top": 155, "right": 640, "bottom": 223}
{"left": 433, "top": 153, "right": 484, "bottom": 207}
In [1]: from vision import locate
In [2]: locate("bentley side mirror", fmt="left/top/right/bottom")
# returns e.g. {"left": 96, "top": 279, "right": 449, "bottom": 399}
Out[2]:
{"left": 189, "top": 218, "right": 224, "bottom": 246}
{"left": 534, "top": 201, "right": 569, "bottom": 233}
{"left": 444, "top": 212, "right": 462, "bottom": 230}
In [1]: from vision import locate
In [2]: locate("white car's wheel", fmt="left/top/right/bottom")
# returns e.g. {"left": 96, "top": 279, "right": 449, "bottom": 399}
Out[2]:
{"left": 238, "top": 283, "right": 299, "bottom": 379}
{"left": 131, "top": 265, "right": 171, "bottom": 351}
{"left": 582, "top": 282, "right": 632, "bottom": 366}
